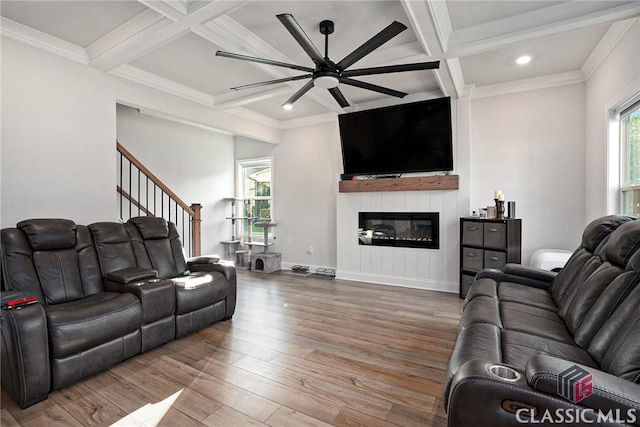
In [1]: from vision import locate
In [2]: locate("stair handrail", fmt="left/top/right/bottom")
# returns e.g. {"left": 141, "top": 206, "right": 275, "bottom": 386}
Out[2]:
{"left": 116, "top": 142, "right": 201, "bottom": 256}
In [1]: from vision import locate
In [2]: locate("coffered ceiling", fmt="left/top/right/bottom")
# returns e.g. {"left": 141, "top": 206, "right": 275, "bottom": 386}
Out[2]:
{"left": 2, "top": 1, "right": 639, "bottom": 127}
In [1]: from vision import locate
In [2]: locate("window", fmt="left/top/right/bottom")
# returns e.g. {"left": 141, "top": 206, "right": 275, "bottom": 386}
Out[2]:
{"left": 620, "top": 101, "right": 640, "bottom": 216}
{"left": 237, "top": 157, "right": 273, "bottom": 240}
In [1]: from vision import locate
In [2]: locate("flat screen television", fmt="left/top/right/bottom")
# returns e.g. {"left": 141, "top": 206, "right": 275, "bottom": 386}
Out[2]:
{"left": 338, "top": 97, "right": 453, "bottom": 176}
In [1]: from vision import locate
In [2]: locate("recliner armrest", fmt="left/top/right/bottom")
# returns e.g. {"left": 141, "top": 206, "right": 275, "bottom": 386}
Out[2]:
{"left": 187, "top": 255, "right": 221, "bottom": 266}
{"left": 105, "top": 267, "right": 158, "bottom": 284}
{"left": 503, "top": 264, "right": 557, "bottom": 283}
{"left": 526, "top": 354, "right": 640, "bottom": 415}
{"left": 447, "top": 359, "right": 615, "bottom": 426}
{"left": 476, "top": 267, "right": 553, "bottom": 290}
{"left": 0, "top": 291, "right": 50, "bottom": 408}
{"left": 189, "top": 260, "right": 236, "bottom": 319}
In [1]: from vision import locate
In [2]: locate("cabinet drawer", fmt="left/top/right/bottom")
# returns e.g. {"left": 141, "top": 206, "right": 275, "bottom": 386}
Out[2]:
{"left": 460, "top": 273, "right": 475, "bottom": 298}
{"left": 483, "top": 223, "right": 507, "bottom": 249}
{"left": 462, "top": 221, "right": 483, "bottom": 246}
{"left": 462, "top": 247, "right": 484, "bottom": 271}
{"left": 484, "top": 250, "right": 507, "bottom": 270}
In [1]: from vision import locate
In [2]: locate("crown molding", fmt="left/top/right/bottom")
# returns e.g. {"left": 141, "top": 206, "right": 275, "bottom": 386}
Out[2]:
{"left": 279, "top": 112, "right": 339, "bottom": 130}
{"left": 471, "top": 70, "right": 585, "bottom": 99}
{"left": 228, "top": 107, "right": 281, "bottom": 129}
{"left": 0, "top": 17, "right": 88, "bottom": 64}
{"left": 581, "top": 17, "right": 639, "bottom": 80}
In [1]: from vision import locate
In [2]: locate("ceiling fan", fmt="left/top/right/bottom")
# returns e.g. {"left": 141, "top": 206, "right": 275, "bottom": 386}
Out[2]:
{"left": 215, "top": 14, "right": 440, "bottom": 109}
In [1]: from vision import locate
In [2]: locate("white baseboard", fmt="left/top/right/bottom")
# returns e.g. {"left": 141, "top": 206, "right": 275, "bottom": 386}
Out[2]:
{"left": 335, "top": 270, "right": 459, "bottom": 294}
{"left": 278, "top": 262, "right": 457, "bottom": 294}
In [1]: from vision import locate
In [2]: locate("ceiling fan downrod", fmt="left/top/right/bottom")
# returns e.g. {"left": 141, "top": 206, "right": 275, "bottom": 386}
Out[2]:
{"left": 319, "top": 20, "right": 334, "bottom": 61}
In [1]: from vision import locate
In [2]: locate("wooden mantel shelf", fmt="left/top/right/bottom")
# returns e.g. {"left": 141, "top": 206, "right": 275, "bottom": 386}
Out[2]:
{"left": 338, "top": 174, "right": 459, "bottom": 193}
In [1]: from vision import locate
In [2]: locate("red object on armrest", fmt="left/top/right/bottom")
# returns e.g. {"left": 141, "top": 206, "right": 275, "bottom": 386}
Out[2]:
{"left": 3, "top": 296, "right": 38, "bottom": 309}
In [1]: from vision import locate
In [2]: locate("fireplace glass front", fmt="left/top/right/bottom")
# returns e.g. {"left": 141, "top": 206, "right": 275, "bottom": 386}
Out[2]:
{"left": 358, "top": 212, "right": 439, "bottom": 249}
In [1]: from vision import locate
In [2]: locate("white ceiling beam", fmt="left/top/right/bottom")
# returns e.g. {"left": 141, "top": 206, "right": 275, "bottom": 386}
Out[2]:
{"left": 90, "top": 24, "right": 189, "bottom": 71}
{"left": 86, "top": 9, "right": 169, "bottom": 64}
{"left": 399, "top": 0, "right": 456, "bottom": 98}
{"left": 400, "top": 0, "right": 433, "bottom": 57}
{"left": 447, "top": 1, "right": 640, "bottom": 57}
{"left": 424, "top": 0, "right": 452, "bottom": 54}
{"left": 199, "top": 16, "right": 305, "bottom": 73}
{"left": 136, "top": 0, "right": 184, "bottom": 21}
{"left": 110, "top": 64, "right": 214, "bottom": 106}
{"left": 90, "top": 0, "right": 252, "bottom": 71}
{"left": 158, "top": 0, "right": 189, "bottom": 17}
{"left": 187, "top": 0, "right": 253, "bottom": 25}
{"left": 213, "top": 86, "right": 293, "bottom": 109}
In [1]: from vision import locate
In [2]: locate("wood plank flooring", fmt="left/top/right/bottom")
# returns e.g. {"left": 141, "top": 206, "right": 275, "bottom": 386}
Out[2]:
{"left": 1, "top": 270, "right": 463, "bottom": 426}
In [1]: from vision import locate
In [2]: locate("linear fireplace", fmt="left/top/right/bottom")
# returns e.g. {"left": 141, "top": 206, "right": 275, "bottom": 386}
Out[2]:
{"left": 358, "top": 212, "right": 439, "bottom": 249}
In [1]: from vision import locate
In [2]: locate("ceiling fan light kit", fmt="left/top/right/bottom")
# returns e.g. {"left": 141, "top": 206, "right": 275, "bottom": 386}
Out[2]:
{"left": 314, "top": 74, "right": 339, "bottom": 89}
{"left": 216, "top": 13, "right": 440, "bottom": 109}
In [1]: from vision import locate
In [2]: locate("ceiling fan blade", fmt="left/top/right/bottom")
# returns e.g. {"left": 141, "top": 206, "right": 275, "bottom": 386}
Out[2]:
{"left": 231, "top": 75, "right": 312, "bottom": 91}
{"left": 216, "top": 51, "right": 314, "bottom": 73}
{"left": 337, "top": 21, "right": 407, "bottom": 70}
{"left": 340, "top": 77, "right": 407, "bottom": 98}
{"left": 343, "top": 61, "right": 440, "bottom": 77}
{"left": 328, "top": 87, "right": 350, "bottom": 108}
{"left": 282, "top": 80, "right": 315, "bottom": 107}
{"left": 277, "top": 14, "right": 329, "bottom": 67}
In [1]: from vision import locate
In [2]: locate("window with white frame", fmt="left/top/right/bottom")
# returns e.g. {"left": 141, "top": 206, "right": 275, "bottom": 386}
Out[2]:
{"left": 620, "top": 100, "right": 640, "bottom": 216}
{"left": 237, "top": 157, "right": 273, "bottom": 240}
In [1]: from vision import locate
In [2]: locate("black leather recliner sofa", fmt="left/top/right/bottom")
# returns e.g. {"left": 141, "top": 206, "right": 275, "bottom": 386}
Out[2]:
{"left": 0, "top": 217, "right": 236, "bottom": 409}
{"left": 445, "top": 215, "right": 640, "bottom": 426}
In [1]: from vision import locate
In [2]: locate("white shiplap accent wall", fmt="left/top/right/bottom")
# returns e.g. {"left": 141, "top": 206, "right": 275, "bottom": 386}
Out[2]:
{"left": 336, "top": 189, "right": 461, "bottom": 293}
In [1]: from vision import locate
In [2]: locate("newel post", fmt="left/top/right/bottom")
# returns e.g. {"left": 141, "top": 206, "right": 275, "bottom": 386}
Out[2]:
{"left": 191, "top": 203, "right": 202, "bottom": 257}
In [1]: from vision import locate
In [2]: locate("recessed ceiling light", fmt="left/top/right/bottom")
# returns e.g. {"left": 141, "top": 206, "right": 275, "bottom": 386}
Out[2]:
{"left": 282, "top": 103, "right": 293, "bottom": 110}
{"left": 516, "top": 55, "right": 532, "bottom": 65}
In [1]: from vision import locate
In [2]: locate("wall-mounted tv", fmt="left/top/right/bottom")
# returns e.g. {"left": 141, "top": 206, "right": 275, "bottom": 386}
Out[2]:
{"left": 338, "top": 97, "right": 453, "bottom": 177}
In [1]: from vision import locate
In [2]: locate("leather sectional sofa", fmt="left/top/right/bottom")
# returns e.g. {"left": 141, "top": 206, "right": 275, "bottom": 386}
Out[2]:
{"left": 445, "top": 215, "right": 640, "bottom": 426}
{"left": 0, "top": 216, "right": 236, "bottom": 409}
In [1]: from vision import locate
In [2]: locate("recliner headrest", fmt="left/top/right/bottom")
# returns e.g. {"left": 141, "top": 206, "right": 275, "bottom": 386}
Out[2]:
{"left": 128, "top": 216, "right": 169, "bottom": 239}
{"left": 88, "top": 222, "right": 130, "bottom": 243}
{"left": 582, "top": 215, "right": 636, "bottom": 252}
{"left": 604, "top": 220, "right": 640, "bottom": 267}
{"left": 17, "top": 219, "right": 76, "bottom": 250}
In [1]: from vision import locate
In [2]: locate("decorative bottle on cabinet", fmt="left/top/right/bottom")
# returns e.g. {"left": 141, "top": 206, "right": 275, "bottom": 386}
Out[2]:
{"left": 459, "top": 217, "right": 522, "bottom": 298}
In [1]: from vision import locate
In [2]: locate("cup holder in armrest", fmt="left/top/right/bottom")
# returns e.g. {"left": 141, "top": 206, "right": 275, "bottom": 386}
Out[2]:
{"left": 488, "top": 365, "right": 520, "bottom": 381}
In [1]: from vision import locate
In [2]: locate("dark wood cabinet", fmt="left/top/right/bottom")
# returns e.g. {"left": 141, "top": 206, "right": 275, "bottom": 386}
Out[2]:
{"left": 459, "top": 217, "right": 522, "bottom": 298}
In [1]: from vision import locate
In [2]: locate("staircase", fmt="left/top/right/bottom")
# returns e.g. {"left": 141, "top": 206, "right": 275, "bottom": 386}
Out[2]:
{"left": 116, "top": 142, "right": 201, "bottom": 257}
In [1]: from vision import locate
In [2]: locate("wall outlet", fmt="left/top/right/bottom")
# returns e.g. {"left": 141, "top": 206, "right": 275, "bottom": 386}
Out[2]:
{"left": 307, "top": 245, "right": 314, "bottom": 255}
